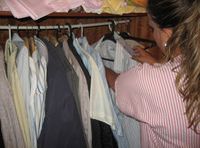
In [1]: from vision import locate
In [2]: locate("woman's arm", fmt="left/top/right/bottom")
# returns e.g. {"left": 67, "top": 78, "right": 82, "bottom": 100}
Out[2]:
{"left": 105, "top": 46, "right": 160, "bottom": 90}
{"left": 105, "top": 67, "right": 119, "bottom": 91}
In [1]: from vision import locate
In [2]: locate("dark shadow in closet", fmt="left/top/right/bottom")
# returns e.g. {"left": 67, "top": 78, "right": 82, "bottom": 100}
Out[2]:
{"left": 0, "top": 123, "right": 5, "bottom": 148}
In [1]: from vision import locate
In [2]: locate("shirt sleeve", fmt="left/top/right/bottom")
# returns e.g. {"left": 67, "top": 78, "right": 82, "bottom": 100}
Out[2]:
{"left": 115, "top": 63, "right": 144, "bottom": 122}
{"left": 115, "top": 63, "right": 167, "bottom": 123}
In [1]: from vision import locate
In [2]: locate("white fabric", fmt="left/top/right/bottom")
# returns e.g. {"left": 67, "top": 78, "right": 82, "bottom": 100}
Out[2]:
{"left": 0, "top": 0, "right": 10, "bottom": 11}
{"left": 81, "top": 0, "right": 102, "bottom": 14}
{"left": 30, "top": 38, "right": 47, "bottom": 138}
{"left": 3, "top": 0, "right": 81, "bottom": 19}
{"left": 2, "top": 0, "right": 102, "bottom": 20}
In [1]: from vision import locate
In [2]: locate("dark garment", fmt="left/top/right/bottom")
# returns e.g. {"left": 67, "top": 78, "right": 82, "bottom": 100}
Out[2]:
{"left": 67, "top": 37, "right": 91, "bottom": 93}
{"left": 0, "top": 123, "right": 5, "bottom": 148}
{"left": 92, "top": 120, "right": 118, "bottom": 148}
{"left": 38, "top": 39, "right": 86, "bottom": 148}
{"left": 54, "top": 42, "right": 81, "bottom": 117}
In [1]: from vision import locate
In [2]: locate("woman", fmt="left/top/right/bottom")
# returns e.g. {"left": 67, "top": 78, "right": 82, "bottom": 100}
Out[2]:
{"left": 105, "top": 0, "right": 200, "bottom": 147}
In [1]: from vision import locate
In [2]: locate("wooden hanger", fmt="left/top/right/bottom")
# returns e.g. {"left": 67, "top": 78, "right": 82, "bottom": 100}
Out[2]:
{"left": 48, "top": 24, "right": 60, "bottom": 47}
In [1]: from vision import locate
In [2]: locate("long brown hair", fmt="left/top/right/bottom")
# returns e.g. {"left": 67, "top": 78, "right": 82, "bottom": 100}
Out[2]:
{"left": 168, "top": 1, "right": 200, "bottom": 133}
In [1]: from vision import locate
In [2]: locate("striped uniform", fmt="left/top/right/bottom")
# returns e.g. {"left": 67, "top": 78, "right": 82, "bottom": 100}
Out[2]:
{"left": 115, "top": 57, "right": 200, "bottom": 148}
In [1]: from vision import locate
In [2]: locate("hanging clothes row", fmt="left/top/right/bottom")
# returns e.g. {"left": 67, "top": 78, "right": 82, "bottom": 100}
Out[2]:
{"left": 0, "top": 20, "right": 155, "bottom": 148}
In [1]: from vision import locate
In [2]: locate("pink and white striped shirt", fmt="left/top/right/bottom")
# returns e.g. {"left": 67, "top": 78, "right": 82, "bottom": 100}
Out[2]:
{"left": 115, "top": 58, "right": 200, "bottom": 148}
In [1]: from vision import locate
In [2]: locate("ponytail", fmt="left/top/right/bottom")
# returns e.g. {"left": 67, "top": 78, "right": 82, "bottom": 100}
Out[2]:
{"left": 167, "top": 0, "right": 200, "bottom": 133}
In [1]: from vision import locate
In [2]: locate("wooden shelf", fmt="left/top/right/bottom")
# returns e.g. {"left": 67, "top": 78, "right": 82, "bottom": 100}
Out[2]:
{"left": 0, "top": 11, "right": 12, "bottom": 17}
{"left": 0, "top": 11, "right": 147, "bottom": 19}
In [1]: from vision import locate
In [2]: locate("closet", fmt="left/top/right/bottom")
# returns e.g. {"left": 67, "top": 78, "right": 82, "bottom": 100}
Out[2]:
{"left": 0, "top": 8, "right": 161, "bottom": 148}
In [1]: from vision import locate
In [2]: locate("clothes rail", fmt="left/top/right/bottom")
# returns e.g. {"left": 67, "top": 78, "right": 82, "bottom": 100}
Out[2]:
{"left": 0, "top": 20, "right": 130, "bottom": 30}
{"left": 1, "top": 20, "right": 129, "bottom": 53}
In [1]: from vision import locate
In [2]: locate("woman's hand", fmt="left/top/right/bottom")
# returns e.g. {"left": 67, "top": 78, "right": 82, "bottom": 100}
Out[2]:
{"left": 132, "top": 46, "right": 158, "bottom": 65}
{"left": 105, "top": 67, "right": 119, "bottom": 91}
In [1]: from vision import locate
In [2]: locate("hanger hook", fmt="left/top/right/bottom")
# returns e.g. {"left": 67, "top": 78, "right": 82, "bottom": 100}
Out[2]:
{"left": 56, "top": 24, "right": 61, "bottom": 39}
{"left": 79, "top": 23, "right": 84, "bottom": 37}
{"left": 127, "top": 19, "right": 131, "bottom": 33}
{"left": 8, "top": 24, "right": 12, "bottom": 51}
{"left": 108, "top": 20, "right": 115, "bottom": 33}
{"left": 26, "top": 26, "right": 29, "bottom": 37}
{"left": 65, "top": 23, "right": 72, "bottom": 38}
{"left": 36, "top": 25, "right": 40, "bottom": 37}
{"left": 17, "top": 25, "right": 19, "bottom": 34}
{"left": 57, "top": 24, "right": 61, "bottom": 33}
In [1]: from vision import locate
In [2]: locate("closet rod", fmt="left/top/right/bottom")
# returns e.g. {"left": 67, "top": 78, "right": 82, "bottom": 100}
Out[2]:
{"left": 0, "top": 20, "right": 130, "bottom": 30}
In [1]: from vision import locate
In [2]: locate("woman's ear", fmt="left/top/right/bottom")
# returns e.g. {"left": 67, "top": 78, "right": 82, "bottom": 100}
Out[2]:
{"left": 162, "top": 28, "right": 173, "bottom": 38}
